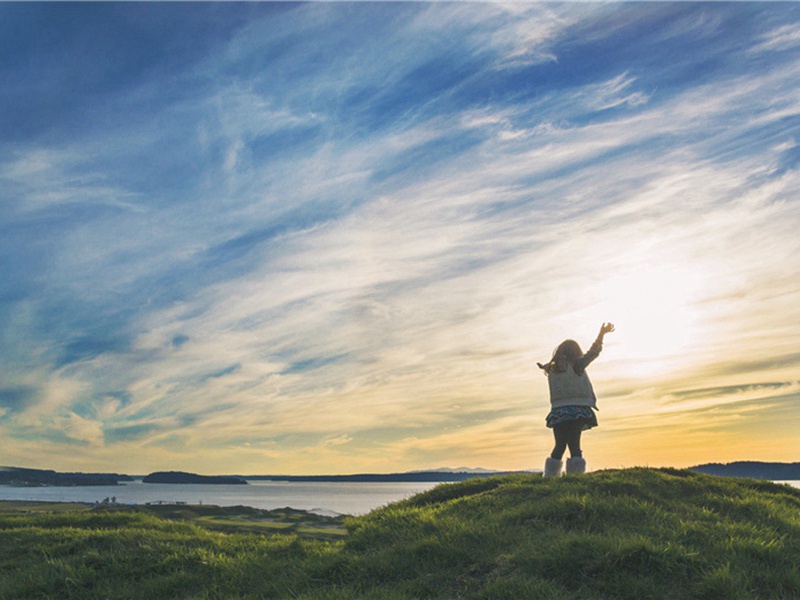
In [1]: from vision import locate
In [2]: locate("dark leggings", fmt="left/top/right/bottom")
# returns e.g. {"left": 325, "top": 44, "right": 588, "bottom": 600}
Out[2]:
{"left": 550, "top": 420, "right": 584, "bottom": 460}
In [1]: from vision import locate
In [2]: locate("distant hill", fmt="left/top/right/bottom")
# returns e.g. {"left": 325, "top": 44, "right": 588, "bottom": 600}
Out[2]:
{"left": 689, "top": 461, "right": 800, "bottom": 480}
{"left": 242, "top": 470, "right": 530, "bottom": 483}
{"left": 410, "top": 467, "right": 497, "bottom": 474}
{"left": 143, "top": 471, "right": 248, "bottom": 485}
{"left": 0, "top": 466, "right": 132, "bottom": 487}
{"left": 1, "top": 466, "right": 523, "bottom": 486}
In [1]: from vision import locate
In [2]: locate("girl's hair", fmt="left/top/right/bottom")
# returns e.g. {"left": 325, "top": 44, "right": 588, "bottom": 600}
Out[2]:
{"left": 537, "top": 339, "right": 583, "bottom": 375}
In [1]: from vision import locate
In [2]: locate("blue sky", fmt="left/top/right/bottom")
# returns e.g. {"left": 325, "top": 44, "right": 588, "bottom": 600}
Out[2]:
{"left": 2, "top": 2, "right": 800, "bottom": 474}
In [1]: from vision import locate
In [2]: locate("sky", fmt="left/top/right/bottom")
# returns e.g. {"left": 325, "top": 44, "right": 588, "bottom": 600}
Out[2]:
{"left": 2, "top": 2, "right": 800, "bottom": 476}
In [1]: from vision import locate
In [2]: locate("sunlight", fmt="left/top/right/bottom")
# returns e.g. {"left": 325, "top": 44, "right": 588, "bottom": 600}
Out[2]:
{"left": 593, "top": 263, "right": 706, "bottom": 376}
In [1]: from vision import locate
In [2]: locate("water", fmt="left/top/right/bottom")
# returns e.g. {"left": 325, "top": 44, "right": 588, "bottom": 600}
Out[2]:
{"left": 2, "top": 479, "right": 797, "bottom": 516}
{"left": 774, "top": 481, "right": 800, "bottom": 490}
{"left": 0, "top": 479, "right": 440, "bottom": 515}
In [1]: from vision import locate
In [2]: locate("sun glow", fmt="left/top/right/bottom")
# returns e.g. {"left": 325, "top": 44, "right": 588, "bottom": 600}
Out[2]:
{"left": 593, "top": 262, "right": 708, "bottom": 376}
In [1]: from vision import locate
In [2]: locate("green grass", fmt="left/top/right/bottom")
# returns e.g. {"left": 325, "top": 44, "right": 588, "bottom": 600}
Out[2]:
{"left": 1, "top": 468, "right": 799, "bottom": 599}
{"left": 132, "top": 504, "right": 348, "bottom": 539}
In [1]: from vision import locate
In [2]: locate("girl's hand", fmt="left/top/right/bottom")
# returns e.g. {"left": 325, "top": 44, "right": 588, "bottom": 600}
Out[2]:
{"left": 600, "top": 322, "right": 615, "bottom": 336}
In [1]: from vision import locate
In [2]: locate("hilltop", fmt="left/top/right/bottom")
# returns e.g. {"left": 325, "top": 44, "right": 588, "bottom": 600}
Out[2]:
{"left": 1, "top": 468, "right": 798, "bottom": 598}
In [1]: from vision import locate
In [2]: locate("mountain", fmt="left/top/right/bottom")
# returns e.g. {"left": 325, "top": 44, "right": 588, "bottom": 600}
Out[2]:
{"left": 689, "top": 461, "right": 800, "bottom": 480}
{"left": 0, "top": 466, "right": 132, "bottom": 487}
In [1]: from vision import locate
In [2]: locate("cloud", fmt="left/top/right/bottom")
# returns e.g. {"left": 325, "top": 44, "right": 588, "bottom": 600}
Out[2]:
{"left": 1, "top": 148, "right": 141, "bottom": 214}
{"left": 2, "top": 3, "right": 800, "bottom": 473}
{"left": 581, "top": 72, "right": 651, "bottom": 111}
{"left": 750, "top": 23, "right": 800, "bottom": 54}
{"left": 321, "top": 434, "right": 353, "bottom": 448}
{"left": 104, "top": 422, "right": 164, "bottom": 444}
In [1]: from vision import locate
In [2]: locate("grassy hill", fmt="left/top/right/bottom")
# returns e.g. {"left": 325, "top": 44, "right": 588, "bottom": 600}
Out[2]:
{"left": 1, "top": 468, "right": 798, "bottom": 599}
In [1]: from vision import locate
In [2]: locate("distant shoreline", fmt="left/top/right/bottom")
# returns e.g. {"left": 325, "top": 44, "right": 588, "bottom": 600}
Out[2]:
{"left": 2, "top": 465, "right": 531, "bottom": 487}
{"left": 5, "top": 463, "right": 800, "bottom": 487}
{"left": 689, "top": 461, "right": 800, "bottom": 480}
{"left": 239, "top": 471, "right": 531, "bottom": 483}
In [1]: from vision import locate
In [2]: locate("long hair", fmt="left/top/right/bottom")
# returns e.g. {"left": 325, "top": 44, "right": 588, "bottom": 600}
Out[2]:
{"left": 537, "top": 339, "right": 583, "bottom": 375}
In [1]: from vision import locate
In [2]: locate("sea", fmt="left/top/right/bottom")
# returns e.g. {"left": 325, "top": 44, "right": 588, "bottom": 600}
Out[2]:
{"left": 1, "top": 479, "right": 798, "bottom": 516}
{"left": 0, "top": 479, "right": 442, "bottom": 516}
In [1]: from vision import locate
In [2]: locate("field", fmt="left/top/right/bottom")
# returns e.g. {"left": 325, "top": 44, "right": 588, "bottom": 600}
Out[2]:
{"left": 1, "top": 468, "right": 799, "bottom": 599}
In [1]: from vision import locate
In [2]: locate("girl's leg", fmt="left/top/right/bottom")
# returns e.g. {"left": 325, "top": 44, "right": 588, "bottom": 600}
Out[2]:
{"left": 550, "top": 423, "right": 569, "bottom": 460}
{"left": 565, "top": 421, "right": 583, "bottom": 458}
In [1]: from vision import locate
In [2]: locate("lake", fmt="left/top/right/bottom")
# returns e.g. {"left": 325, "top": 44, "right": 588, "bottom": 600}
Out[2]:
{"left": 2, "top": 479, "right": 798, "bottom": 516}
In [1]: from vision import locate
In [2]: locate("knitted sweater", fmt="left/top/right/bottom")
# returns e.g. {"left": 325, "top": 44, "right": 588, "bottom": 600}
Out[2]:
{"left": 547, "top": 338, "right": 602, "bottom": 410}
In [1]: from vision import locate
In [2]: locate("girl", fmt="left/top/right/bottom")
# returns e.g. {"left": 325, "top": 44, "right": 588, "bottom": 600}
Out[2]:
{"left": 538, "top": 322, "right": 614, "bottom": 476}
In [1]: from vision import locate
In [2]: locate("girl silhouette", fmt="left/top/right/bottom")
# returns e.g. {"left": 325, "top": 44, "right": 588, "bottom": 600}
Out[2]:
{"left": 538, "top": 322, "right": 614, "bottom": 476}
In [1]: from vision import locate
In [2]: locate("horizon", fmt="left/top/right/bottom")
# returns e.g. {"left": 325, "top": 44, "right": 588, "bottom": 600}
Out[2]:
{"left": 7, "top": 460, "right": 800, "bottom": 480}
{"left": 2, "top": 463, "right": 519, "bottom": 476}
{"left": 2, "top": 3, "right": 800, "bottom": 475}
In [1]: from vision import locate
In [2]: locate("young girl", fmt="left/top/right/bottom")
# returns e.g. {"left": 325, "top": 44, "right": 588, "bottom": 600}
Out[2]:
{"left": 538, "top": 322, "right": 614, "bottom": 476}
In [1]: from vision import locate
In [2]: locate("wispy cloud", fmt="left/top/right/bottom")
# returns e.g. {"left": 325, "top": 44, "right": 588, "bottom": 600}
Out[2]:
{"left": 750, "top": 23, "right": 800, "bottom": 54}
{"left": 2, "top": 3, "right": 800, "bottom": 473}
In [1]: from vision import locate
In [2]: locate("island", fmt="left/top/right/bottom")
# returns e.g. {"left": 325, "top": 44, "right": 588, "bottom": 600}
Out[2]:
{"left": 142, "top": 471, "right": 248, "bottom": 485}
{"left": 0, "top": 466, "right": 133, "bottom": 487}
{"left": 689, "top": 461, "right": 800, "bottom": 480}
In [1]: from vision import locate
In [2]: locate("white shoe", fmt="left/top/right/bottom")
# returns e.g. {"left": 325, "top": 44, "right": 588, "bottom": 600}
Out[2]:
{"left": 566, "top": 457, "right": 586, "bottom": 475}
{"left": 543, "top": 457, "right": 563, "bottom": 477}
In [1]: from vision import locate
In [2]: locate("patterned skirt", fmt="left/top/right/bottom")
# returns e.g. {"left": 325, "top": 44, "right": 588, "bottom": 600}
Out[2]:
{"left": 546, "top": 405, "right": 598, "bottom": 430}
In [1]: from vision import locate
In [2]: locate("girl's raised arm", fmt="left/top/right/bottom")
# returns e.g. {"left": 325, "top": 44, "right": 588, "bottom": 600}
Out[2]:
{"left": 599, "top": 322, "right": 615, "bottom": 337}
{"left": 577, "top": 323, "right": 614, "bottom": 370}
